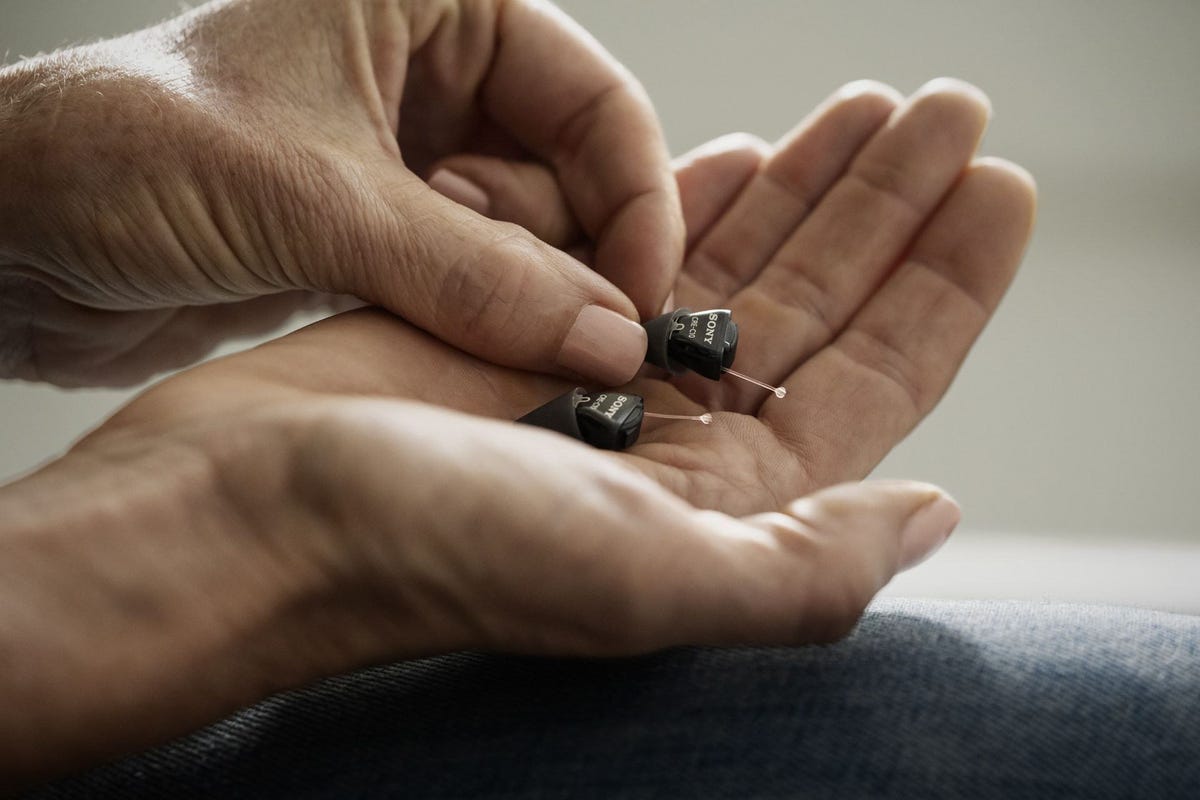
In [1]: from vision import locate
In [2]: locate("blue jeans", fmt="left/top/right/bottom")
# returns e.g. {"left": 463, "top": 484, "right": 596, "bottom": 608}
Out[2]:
{"left": 28, "top": 600, "right": 1200, "bottom": 798}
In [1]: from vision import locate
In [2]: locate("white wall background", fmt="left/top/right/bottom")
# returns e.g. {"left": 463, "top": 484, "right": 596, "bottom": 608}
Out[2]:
{"left": 2, "top": 0, "right": 1198, "bottom": 547}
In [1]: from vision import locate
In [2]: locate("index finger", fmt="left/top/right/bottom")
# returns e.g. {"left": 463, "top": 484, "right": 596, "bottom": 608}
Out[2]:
{"left": 482, "top": 0, "right": 684, "bottom": 319}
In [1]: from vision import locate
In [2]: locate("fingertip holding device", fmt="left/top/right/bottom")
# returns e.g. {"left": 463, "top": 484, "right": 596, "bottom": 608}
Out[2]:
{"left": 643, "top": 307, "right": 737, "bottom": 380}
{"left": 642, "top": 308, "right": 786, "bottom": 398}
{"left": 518, "top": 309, "right": 777, "bottom": 451}
{"left": 517, "top": 387, "right": 710, "bottom": 451}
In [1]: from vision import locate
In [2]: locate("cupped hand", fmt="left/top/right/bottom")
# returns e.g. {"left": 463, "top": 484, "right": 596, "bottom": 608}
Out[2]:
{"left": 0, "top": 0, "right": 680, "bottom": 386}
{"left": 8, "top": 387, "right": 953, "bottom": 779}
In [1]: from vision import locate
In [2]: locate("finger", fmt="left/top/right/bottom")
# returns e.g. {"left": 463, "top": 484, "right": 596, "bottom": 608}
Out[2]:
{"left": 427, "top": 155, "right": 580, "bottom": 247}
{"left": 430, "top": 137, "right": 768, "bottom": 312}
{"left": 671, "top": 132, "right": 770, "bottom": 252}
{"left": 680, "top": 81, "right": 902, "bottom": 309}
{"left": 716, "top": 79, "right": 992, "bottom": 410}
{"left": 763, "top": 158, "right": 1037, "bottom": 485}
{"left": 631, "top": 480, "right": 959, "bottom": 650}
{"left": 483, "top": 0, "right": 685, "bottom": 318}
{"left": 351, "top": 175, "right": 648, "bottom": 387}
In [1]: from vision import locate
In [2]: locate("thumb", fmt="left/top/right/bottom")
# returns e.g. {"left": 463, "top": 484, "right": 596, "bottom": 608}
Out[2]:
{"left": 654, "top": 480, "right": 960, "bottom": 648}
{"left": 353, "top": 175, "right": 648, "bottom": 387}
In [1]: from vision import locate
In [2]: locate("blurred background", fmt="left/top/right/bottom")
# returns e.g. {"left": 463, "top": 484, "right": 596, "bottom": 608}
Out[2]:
{"left": 2, "top": 1, "right": 1198, "bottom": 609}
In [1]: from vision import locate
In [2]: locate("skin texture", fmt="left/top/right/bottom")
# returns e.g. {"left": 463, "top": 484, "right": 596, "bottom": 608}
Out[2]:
{"left": 0, "top": 0, "right": 682, "bottom": 386}
{"left": 0, "top": 77, "right": 1035, "bottom": 783}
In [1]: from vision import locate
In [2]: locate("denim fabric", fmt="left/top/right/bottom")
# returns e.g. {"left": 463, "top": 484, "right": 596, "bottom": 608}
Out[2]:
{"left": 27, "top": 600, "right": 1200, "bottom": 799}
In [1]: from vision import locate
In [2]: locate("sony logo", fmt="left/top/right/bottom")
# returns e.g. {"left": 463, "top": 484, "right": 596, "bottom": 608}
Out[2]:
{"left": 604, "top": 395, "right": 627, "bottom": 418}
{"left": 703, "top": 312, "right": 718, "bottom": 345}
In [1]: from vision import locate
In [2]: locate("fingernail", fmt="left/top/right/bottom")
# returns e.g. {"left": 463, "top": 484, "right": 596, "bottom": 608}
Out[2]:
{"left": 898, "top": 493, "right": 960, "bottom": 569}
{"left": 428, "top": 169, "right": 490, "bottom": 216}
{"left": 558, "top": 305, "right": 647, "bottom": 386}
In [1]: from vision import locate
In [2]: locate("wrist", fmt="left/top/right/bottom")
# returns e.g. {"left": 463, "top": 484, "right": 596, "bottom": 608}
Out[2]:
{"left": 0, "top": 401, "right": 338, "bottom": 782}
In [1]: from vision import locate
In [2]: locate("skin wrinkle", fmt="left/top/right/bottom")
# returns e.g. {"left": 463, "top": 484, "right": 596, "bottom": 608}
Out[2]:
{"left": 436, "top": 231, "right": 535, "bottom": 345}
{"left": 628, "top": 420, "right": 788, "bottom": 516}
{"left": 758, "top": 412, "right": 828, "bottom": 489}
{"left": 164, "top": 179, "right": 253, "bottom": 298}
{"left": 73, "top": 199, "right": 137, "bottom": 306}
{"left": 196, "top": 156, "right": 271, "bottom": 289}
{"left": 323, "top": 164, "right": 390, "bottom": 297}
{"left": 687, "top": 247, "right": 743, "bottom": 301}
{"left": 757, "top": 267, "right": 840, "bottom": 345}
{"left": 241, "top": 136, "right": 332, "bottom": 292}
{"left": 90, "top": 190, "right": 181, "bottom": 306}
{"left": 134, "top": 184, "right": 223, "bottom": 302}
{"left": 844, "top": 167, "right": 928, "bottom": 227}
{"left": 757, "top": 166, "right": 817, "bottom": 221}
{"left": 905, "top": 255, "right": 993, "bottom": 324}
{"left": 551, "top": 80, "right": 625, "bottom": 177}
{"left": 588, "top": 183, "right": 663, "bottom": 256}
{"left": 202, "top": 128, "right": 302, "bottom": 292}
{"left": 149, "top": 112, "right": 255, "bottom": 296}
{"left": 342, "top": 0, "right": 403, "bottom": 154}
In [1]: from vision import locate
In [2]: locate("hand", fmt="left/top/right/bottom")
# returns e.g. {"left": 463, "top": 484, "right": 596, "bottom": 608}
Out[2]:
{"left": 220, "top": 78, "right": 1036, "bottom": 514}
{"left": 0, "top": 381, "right": 955, "bottom": 783}
{"left": 0, "top": 0, "right": 680, "bottom": 386}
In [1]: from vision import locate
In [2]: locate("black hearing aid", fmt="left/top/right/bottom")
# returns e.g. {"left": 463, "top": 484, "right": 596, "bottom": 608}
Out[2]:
{"left": 517, "top": 388, "right": 645, "bottom": 451}
{"left": 642, "top": 308, "right": 737, "bottom": 380}
{"left": 517, "top": 387, "right": 713, "bottom": 451}
{"left": 642, "top": 308, "right": 785, "bottom": 396}
{"left": 518, "top": 310, "right": 783, "bottom": 451}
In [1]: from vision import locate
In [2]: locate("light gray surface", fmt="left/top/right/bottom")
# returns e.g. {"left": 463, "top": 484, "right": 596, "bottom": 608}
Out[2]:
{"left": 2, "top": 1, "right": 1198, "bottom": 546}
{"left": 880, "top": 530, "right": 1200, "bottom": 614}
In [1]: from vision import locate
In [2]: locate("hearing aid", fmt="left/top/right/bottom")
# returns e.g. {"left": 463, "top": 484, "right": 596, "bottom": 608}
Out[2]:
{"left": 517, "top": 387, "right": 711, "bottom": 451}
{"left": 642, "top": 308, "right": 786, "bottom": 397}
